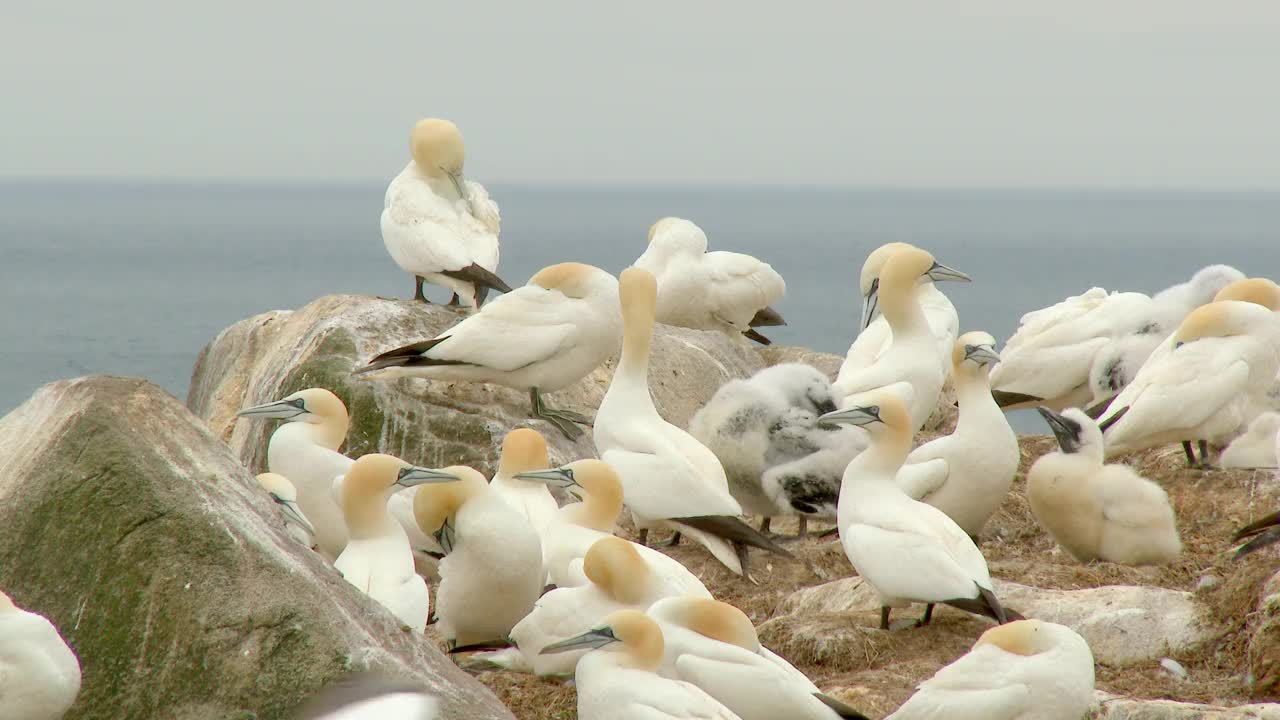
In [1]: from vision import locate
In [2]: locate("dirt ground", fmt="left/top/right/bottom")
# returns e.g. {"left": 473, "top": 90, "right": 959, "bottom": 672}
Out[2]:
{"left": 433, "top": 435, "right": 1280, "bottom": 719}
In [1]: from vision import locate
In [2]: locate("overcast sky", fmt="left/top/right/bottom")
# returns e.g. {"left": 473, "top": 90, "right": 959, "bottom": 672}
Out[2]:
{"left": 5, "top": 2, "right": 1280, "bottom": 188}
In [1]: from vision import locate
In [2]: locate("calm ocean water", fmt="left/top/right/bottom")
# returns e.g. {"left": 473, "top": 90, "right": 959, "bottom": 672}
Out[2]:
{"left": 3, "top": 179, "right": 1278, "bottom": 432}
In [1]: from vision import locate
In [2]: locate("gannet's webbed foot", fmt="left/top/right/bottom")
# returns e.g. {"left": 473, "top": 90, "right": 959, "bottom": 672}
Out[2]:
{"left": 414, "top": 276, "right": 430, "bottom": 303}
{"left": 529, "top": 387, "right": 591, "bottom": 440}
{"left": 1182, "top": 441, "right": 1197, "bottom": 467}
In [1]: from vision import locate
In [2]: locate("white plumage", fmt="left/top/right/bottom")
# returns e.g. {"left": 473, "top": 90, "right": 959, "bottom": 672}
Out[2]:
{"left": 1220, "top": 412, "right": 1280, "bottom": 469}
{"left": 0, "top": 591, "right": 81, "bottom": 720}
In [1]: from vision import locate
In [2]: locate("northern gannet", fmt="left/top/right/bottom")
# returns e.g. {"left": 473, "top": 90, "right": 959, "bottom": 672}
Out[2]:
{"left": 381, "top": 118, "right": 510, "bottom": 307}
{"left": 896, "top": 332, "right": 1018, "bottom": 538}
{"left": 293, "top": 672, "right": 438, "bottom": 720}
{"left": 633, "top": 217, "right": 786, "bottom": 345}
{"left": 489, "top": 427, "right": 559, "bottom": 534}
{"left": 540, "top": 609, "right": 743, "bottom": 719}
{"left": 647, "top": 597, "right": 870, "bottom": 720}
{"left": 0, "top": 590, "right": 81, "bottom": 720}
{"left": 1031, "top": 408, "right": 1182, "bottom": 565}
{"left": 256, "top": 472, "right": 317, "bottom": 549}
{"left": 837, "top": 242, "right": 968, "bottom": 384}
{"left": 237, "top": 388, "right": 354, "bottom": 559}
{"left": 335, "top": 454, "right": 455, "bottom": 633}
{"left": 355, "top": 262, "right": 621, "bottom": 439}
{"left": 886, "top": 620, "right": 1095, "bottom": 720}
{"left": 412, "top": 466, "right": 543, "bottom": 649}
{"left": 832, "top": 247, "right": 969, "bottom": 434}
{"left": 1220, "top": 412, "right": 1280, "bottom": 469}
{"left": 821, "top": 394, "right": 1018, "bottom": 630}
{"left": 595, "top": 267, "right": 793, "bottom": 577}
{"left": 515, "top": 460, "right": 712, "bottom": 597}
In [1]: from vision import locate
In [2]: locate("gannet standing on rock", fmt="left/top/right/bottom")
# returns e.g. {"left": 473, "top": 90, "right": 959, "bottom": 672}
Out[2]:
{"left": 821, "top": 394, "right": 1020, "bottom": 630}
{"left": 237, "top": 388, "right": 354, "bottom": 559}
{"left": 1221, "top": 412, "right": 1280, "bottom": 469}
{"left": 540, "top": 609, "right": 744, "bottom": 720}
{"left": 334, "top": 454, "right": 454, "bottom": 633}
{"left": 256, "top": 472, "right": 317, "bottom": 549}
{"left": 412, "top": 466, "right": 543, "bottom": 650}
{"left": 887, "top": 620, "right": 1095, "bottom": 720}
{"left": 355, "top": 262, "right": 621, "bottom": 439}
{"left": 896, "top": 332, "right": 1018, "bottom": 538}
{"left": 0, "top": 590, "right": 81, "bottom": 720}
{"left": 832, "top": 247, "right": 970, "bottom": 433}
{"left": 595, "top": 267, "right": 794, "bottom": 578}
{"left": 1030, "top": 408, "right": 1182, "bottom": 565}
{"left": 489, "top": 428, "right": 559, "bottom": 534}
{"left": 381, "top": 118, "right": 510, "bottom": 307}
{"left": 634, "top": 217, "right": 786, "bottom": 345}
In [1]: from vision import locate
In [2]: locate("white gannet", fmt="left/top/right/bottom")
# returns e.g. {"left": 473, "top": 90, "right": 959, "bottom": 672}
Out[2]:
{"left": 256, "top": 472, "right": 318, "bottom": 549}
{"left": 0, "top": 590, "right": 81, "bottom": 720}
{"left": 595, "top": 267, "right": 793, "bottom": 577}
{"left": 489, "top": 427, "right": 559, "bottom": 534}
{"left": 540, "top": 609, "right": 743, "bottom": 720}
{"left": 821, "top": 394, "right": 1019, "bottom": 630}
{"left": 832, "top": 247, "right": 969, "bottom": 434}
{"left": 355, "top": 262, "right": 621, "bottom": 440}
{"left": 896, "top": 333, "right": 1018, "bottom": 538}
{"left": 412, "top": 466, "right": 543, "bottom": 650}
{"left": 1233, "top": 507, "right": 1280, "bottom": 558}
{"left": 381, "top": 117, "right": 510, "bottom": 307}
{"left": 1099, "top": 300, "right": 1280, "bottom": 461}
{"left": 647, "top": 596, "right": 870, "bottom": 720}
{"left": 1029, "top": 408, "right": 1182, "bottom": 565}
{"left": 1221, "top": 412, "right": 1280, "bottom": 469}
{"left": 633, "top": 217, "right": 786, "bottom": 345}
{"left": 886, "top": 620, "right": 1095, "bottom": 720}
{"left": 514, "top": 460, "right": 712, "bottom": 597}
{"left": 237, "top": 388, "right": 354, "bottom": 559}
{"left": 293, "top": 672, "right": 438, "bottom": 720}
{"left": 334, "top": 454, "right": 455, "bottom": 633}
{"left": 837, "top": 242, "right": 968, "bottom": 384}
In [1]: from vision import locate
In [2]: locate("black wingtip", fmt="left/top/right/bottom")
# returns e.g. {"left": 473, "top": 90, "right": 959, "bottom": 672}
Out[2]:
{"left": 813, "top": 692, "right": 871, "bottom": 720}
{"left": 743, "top": 328, "right": 773, "bottom": 345}
{"left": 441, "top": 263, "right": 513, "bottom": 297}
{"left": 1097, "top": 405, "right": 1130, "bottom": 433}
{"left": 1234, "top": 528, "right": 1280, "bottom": 559}
{"left": 749, "top": 306, "right": 787, "bottom": 328}
{"left": 1084, "top": 395, "right": 1115, "bottom": 420}
{"left": 674, "top": 516, "right": 796, "bottom": 559}
{"left": 991, "top": 390, "right": 1043, "bottom": 409}
{"left": 1233, "top": 510, "right": 1280, "bottom": 543}
{"left": 447, "top": 638, "right": 513, "bottom": 654}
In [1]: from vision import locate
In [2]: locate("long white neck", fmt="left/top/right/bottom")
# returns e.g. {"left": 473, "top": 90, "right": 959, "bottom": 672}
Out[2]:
{"left": 953, "top": 369, "right": 1004, "bottom": 434}
{"left": 881, "top": 283, "right": 930, "bottom": 339}
{"left": 609, "top": 305, "right": 658, "bottom": 413}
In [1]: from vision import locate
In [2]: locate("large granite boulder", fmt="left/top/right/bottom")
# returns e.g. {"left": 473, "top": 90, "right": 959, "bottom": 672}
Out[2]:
{"left": 0, "top": 376, "right": 514, "bottom": 720}
{"left": 1091, "top": 693, "right": 1280, "bottom": 719}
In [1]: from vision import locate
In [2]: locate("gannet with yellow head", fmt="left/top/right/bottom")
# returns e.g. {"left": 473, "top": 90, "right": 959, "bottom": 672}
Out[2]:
{"left": 488, "top": 428, "right": 558, "bottom": 534}
{"left": 0, "top": 589, "right": 82, "bottom": 720}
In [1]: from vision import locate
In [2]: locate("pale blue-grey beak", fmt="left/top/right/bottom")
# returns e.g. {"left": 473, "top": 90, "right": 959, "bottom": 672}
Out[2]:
{"left": 819, "top": 404, "right": 884, "bottom": 427}
{"left": 396, "top": 466, "right": 460, "bottom": 489}
{"left": 859, "top": 278, "right": 880, "bottom": 330}
{"left": 963, "top": 343, "right": 1001, "bottom": 366}
{"left": 925, "top": 261, "right": 971, "bottom": 283}
{"left": 270, "top": 493, "right": 317, "bottom": 536}
{"left": 237, "top": 397, "right": 306, "bottom": 420}
{"left": 514, "top": 467, "right": 579, "bottom": 489}
{"left": 540, "top": 626, "right": 619, "bottom": 655}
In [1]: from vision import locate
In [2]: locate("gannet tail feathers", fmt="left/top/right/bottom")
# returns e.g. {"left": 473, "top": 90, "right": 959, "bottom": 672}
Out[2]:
{"left": 749, "top": 306, "right": 787, "bottom": 328}
{"left": 992, "top": 390, "right": 1044, "bottom": 409}
{"left": 441, "top": 262, "right": 513, "bottom": 306}
{"left": 941, "top": 586, "right": 1021, "bottom": 624}
{"left": 674, "top": 516, "right": 796, "bottom": 559}
{"left": 354, "top": 337, "right": 467, "bottom": 375}
{"left": 742, "top": 328, "right": 773, "bottom": 345}
{"left": 813, "top": 693, "right": 871, "bottom": 720}
{"left": 1233, "top": 510, "right": 1280, "bottom": 558}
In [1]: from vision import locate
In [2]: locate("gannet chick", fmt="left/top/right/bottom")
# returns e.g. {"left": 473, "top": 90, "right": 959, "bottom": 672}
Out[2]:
{"left": 413, "top": 466, "right": 543, "bottom": 649}
{"left": 515, "top": 460, "right": 712, "bottom": 597}
{"left": 896, "top": 333, "right": 1018, "bottom": 538}
{"left": 1232, "top": 507, "right": 1280, "bottom": 558}
{"left": 832, "top": 247, "right": 970, "bottom": 433}
{"left": 0, "top": 591, "right": 81, "bottom": 720}
{"left": 648, "top": 597, "right": 870, "bottom": 720}
{"left": 355, "top": 262, "right": 621, "bottom": 440}
{"left": 1099, "top": 300, "right": 1280, "bottom": 460}
{"left": 837, "top": 242, "right": 968, "bottom": 384}
{"left": 335, "top": 454, "right": 456, "bottom": 632}
{"left": 595, "top": 267, "right": 794, "bottom": 578}
{"left": 1030, "top": 408, "right": 1182, "bottom": 565}
{"left": 634, "top": 217, "right": 786, "bottom": 345}
{"left": 541, "top": 609, "right": 744, "bottom": 720}
{"left": 256, "top": 472, "right": 317, "bottom": 548}
{"left": 489, "top": 428, "right": 559, "bottom": 534}
{"left": 887, "top": 620, "right": 1095, "bottom": 720}
{"left": 293, "top": 672, "right": 437, "bottom": 720}
{"left": 1220, "top": 412, "right": 1280, "bottom": 469}
{"left": 381, "top": 118, "right": 510, "bottom": 307}
{"left": 237, "top": 388, "right": 354, "bottom": 559}
{"left": 821, "top": 394, "right": 1019, "bottom": 630}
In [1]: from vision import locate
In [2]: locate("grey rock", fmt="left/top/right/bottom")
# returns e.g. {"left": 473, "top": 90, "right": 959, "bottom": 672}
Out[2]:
{"left": 1091, "top": 692, "right": 1280, "bottom": 719}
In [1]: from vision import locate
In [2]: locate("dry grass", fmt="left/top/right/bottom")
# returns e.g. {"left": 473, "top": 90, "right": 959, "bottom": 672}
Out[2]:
{"left": 449, "top": 434, "right": 1280, "bottom": 719}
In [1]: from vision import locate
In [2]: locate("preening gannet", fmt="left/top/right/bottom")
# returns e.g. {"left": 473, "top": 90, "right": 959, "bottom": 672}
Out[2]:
{"left": 514, "top": 461, "right": 712, "bottom": 597}
{"left": 896, "top": 333, "right": 1018, "bottom": 538}
{"left": 489, "top": 428, "right": 559, "bottom": 534}
{"left": 1099, "top": 300, "right": 1280, "bottom": 460}
{"left": 381, "top": 118, "right": 510, "bottom": 307}
{"left": 237, "top": 388, "right": 354, "bottom": 559}
{"left": 256, "top": 472, "right": 317, "bottom": 548}
{"left": 335, "top": 454, "right": 455, "bottom": 633}
{"left": 832, "top": 247, "right": 969, "bottom": 433}
{"left": 0, "top": 591, "right": 81, "bottom": 720}
{"left": 886, "top": 620, "right": 1095, "bottom": 720}
{"left": 595, "top": 267, "right": 793, "bottom": 577}
{"left": 292, "top": 672, "right": 438, "bottom": 720}
{"left": 822, "top": 394, "right": 1019, "bottom": 630}
{"left": 540, "top": 609, "right": 743, "bottom": 720}
{"left": 647, "top": 597, "right": 869, "bottom": 720}
{"left": 1220, "top": 412, "right": 1280, "bottom": 469}
{"left": 633, "top": 217, "right": 786, "bottom": 345}
{"left": 1030, "top": 408, "right": 1182, "bottom": 565}
{"left": 355, "top": 262, "right": 621, "bottom": 440}
{"left": 412, "top": 466, "right": 543, "bottom": 649}
{"left": 837, "top": 242, "right": 967, "bottom": 384}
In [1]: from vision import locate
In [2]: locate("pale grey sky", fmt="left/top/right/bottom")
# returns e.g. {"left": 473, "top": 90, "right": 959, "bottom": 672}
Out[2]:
{"left": 5, "top": 1, "right": 1280, "bottom": 188}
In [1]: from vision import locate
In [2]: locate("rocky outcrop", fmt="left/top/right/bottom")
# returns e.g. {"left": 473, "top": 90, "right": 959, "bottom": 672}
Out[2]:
{"left": 1091, "top": 693, "right": 1280, "bottom": 719}
{"left": 0, "top": 377, "right": 513, "bottom": 720}
{"left": 1251, "top": 569, "right": 1280, "bottom": 696}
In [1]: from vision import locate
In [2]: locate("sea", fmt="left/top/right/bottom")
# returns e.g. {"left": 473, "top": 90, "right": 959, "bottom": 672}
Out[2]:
{"left": 3, "top": 179, "right": 1278, "bottom": 433}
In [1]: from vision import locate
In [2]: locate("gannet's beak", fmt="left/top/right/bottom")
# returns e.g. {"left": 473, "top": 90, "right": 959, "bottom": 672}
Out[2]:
{"left": 540, "top": 626, "right": 619, "bottom": 655}
{"left": 1036, "top": 407, "right": 1083, "bottom": 454}
{"left": 819, "top": 404, "right": 883, "bottom": 427}
{"left": 963, "top": 343, "right": 1001, "bottom": 366}
{"left": 271, "top": 494, "right": 317, "bottom": 536}
{"left": 237, "top": 397, "right": 306, "bottom": 419}
{"left": 515, "top": 467, "right": 579, "bottom": 489}
{"left": 860, "top": 279, "right": 880, "bottom": 329}
{"left": 434, "top": 520, "right": 457, "bottom": 556}
{"left": 926, "top": 261, "right": 970, "bottom": 283}
{"left": 396, "top": 466, "right": 460, "bottom": 489}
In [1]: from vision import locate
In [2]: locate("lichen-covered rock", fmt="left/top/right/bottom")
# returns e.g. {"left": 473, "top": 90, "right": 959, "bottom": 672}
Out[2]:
{"left": 0, "top": 376, "right": 514, "bottom": 720}
{"left": 189, "top": 294, "right": 764, "bottom": 476}
{"left": 1091, "top": 692, "right": 1280, "bottom": 719}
